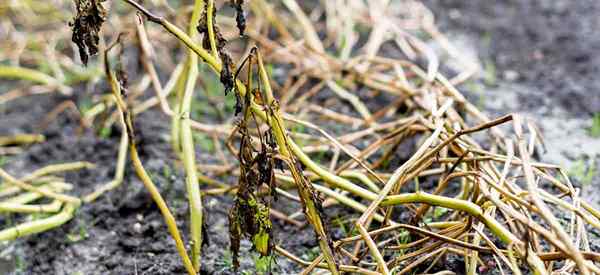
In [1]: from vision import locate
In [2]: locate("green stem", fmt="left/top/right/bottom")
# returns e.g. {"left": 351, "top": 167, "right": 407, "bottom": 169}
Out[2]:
{"left": 276, "top": 174, "right": 385, "bottom": 222}
{"left": 178, "top": 0, "right": 205, "bottom": 270}
{"left": 0, "top": 200, "right": 62, "bottom": 213}
{"left": 381, "top": 192, "right": 516, "bottom": 245}
{"left": 0, "top": 203, "right": 76, "bottom": 241}
{"left": 0, "top": 65, "right": 60, "bottom": 85}
{"left": 206, "top": 0, "right": 219, "bottom": 59}
{"left": 129, "top": 143, "right": 197, "bottom": 275}
{"left": 255, "top": 51, "right": 340, "bottom": 275}
{"left": 104, "top": 41, "right": 197, "bottom": 275}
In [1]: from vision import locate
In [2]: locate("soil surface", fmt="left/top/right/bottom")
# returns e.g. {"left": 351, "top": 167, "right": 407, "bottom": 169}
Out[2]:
{"left": 423, "top": 0, "right": 600, "bottom": 116}
{"left": 1, "top": 1, "right": 599, "bottom": 274}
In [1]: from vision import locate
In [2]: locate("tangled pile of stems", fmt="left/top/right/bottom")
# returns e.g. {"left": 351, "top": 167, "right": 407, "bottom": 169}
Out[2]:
{"left": 1, "top": 0, "right": 600, "bottom": 274}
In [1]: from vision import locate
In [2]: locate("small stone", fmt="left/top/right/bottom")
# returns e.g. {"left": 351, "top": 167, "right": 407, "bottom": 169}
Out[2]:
{"left": 449, "top": 9, "right": 461, "bottom": 19}
{"left": 136, "top": 214, "right": 143, "bottom": 222}
{"left": 503, "top": 70, "right": 520, "bottom": 81}
{"left": 207, "top": 198, "right": 218, "bottom": 208}
{"left": 532, "top": 49, "right": 544, "bottom": 60}
{"left": 133, "top": 223, "right": 142, "bottom": 234}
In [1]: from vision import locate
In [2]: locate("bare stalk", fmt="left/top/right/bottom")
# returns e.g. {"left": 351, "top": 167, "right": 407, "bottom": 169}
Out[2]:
{"left": 104, "top": 40, "right": 197, "bottom": 275}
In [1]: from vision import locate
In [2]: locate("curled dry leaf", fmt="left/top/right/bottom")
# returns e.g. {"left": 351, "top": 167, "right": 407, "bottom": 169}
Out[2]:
{"left": 197, "top": 2, "right": 237, "bottom": 105}
{"left": 231, "top": 0, "right": 246, "bottom": 36}
{"left": 220, "top": 53, "right": 235, "bottom": 97}
{"left": 228, "top": 124, "right": 276, "bottom": 270}
{"left": 70, "top": 0, "right": 107, "bottom": 66}
{"left": 228, "top": 84, "right": 278, "bottom": 270}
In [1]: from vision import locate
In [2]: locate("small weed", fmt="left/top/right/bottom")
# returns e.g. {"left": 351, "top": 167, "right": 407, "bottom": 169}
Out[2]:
{"left": 588, "top": 113, "right": 600, "bottom": 138}
{"left": 223, "top": 90, "right": 238, "bottom": 114}
{"left": 193, "top": 132, "right": 215, "bottom": 153}
{"left": 333, "top": 216, "right": 348, "bottom": 235}
{"left": 77, "top": 97, "right": 94, "bottom": 114}
{"left": 483, "top": 59, "right": 496, "bottom": 85}
{"left": 291, "top": 124, "right": 307, "bottom": 148}
{"left": 201, "top": 67, "right": 222, "bottom": 97}
{"left": 303, "top": 246, "right": 321, "bottom": 261}
{"left": 192, "top": 98, "right": 215, "bottom": 118}
{"left": 394, "top": 230, "right": 411, "bottom": 256}
{"left": 481, "top": 31, "right": 492, "bottom": 49}
{"left": 162, "top": 165, "right": 172, "bottom": 179}
{"left": 333, "top": 216, "right": 359, "bottom": 237}
{"left": 216, "top": 250, "right": 234, "bottom": 272}
{"left": 381, "top": 158, "right": 391, "bottom": 170}
{"left": 337, "top": 35, "right": 347, "bottom": 57}
{"left": 99, "top": 126, "right": 112, "bottom": 139}
{"left": 313, "top": 150, "right": 327, "bottom": 164}
{"left": 433, "top": 207, "right": 448, "bottom": 219}
{"left": 253, "top": 254, "right": 275, "bottom": 275}
{"left": 0, "top": 156, "right": 7, "bottom": 168}
{"left": 568, "top": 159, "right": 596, "bottom": 186}
{"left": 66, "top": 222, "right": 89, "bottom": 243}
{"left": 14, "top": 254, "right": 25, "bottom": 273}
{"left": 465, "top": 80, "right": 486, "bottom": 108}
{"left": 291, "top": 123, "right": 305, "bottom": 134}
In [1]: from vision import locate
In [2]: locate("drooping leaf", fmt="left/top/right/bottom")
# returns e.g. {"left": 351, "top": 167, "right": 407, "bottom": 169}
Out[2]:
{"left": 197, "top": 3, "right": 237, "bottom": 104}
{"left": 231, "top": 0, "right": 246, "bottom": 36}
{"left": 228, "top": 85, "right": 277, "bottom": 270}
{"left": 71, "top": 0, "right": 107, "bottom": 66}
{"left": 220, "top": 53, "right": 235, "bottom": 96}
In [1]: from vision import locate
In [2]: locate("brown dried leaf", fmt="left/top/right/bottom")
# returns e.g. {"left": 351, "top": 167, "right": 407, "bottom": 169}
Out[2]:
{"left": 231, "top": 0, "right": 246, "bottom": 36}
{"left": 220, "top": 52, "right": 235, "bottom": 97}
{"left": 197, "top": 3, "right": 236, "bottom": 103}
{"left": 71, "top": 0, "right": 107, "bottom": 66}
{"left": 228, "top": 88, "right": 278, "bottom": 270}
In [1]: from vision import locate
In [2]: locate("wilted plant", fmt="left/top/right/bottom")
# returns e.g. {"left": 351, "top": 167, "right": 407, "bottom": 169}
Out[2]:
{"left": 1, "top": 0, "right": 600, "bottom": 274}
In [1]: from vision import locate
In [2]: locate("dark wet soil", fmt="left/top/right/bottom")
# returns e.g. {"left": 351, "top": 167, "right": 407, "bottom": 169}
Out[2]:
{"left": 422, "top": 0, "right": 600, "bottom": 117}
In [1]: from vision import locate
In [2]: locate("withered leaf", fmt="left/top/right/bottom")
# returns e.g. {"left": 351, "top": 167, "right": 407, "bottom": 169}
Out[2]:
{"left": 197, "top": 3, "right": 238, "bottom": 105}
{"left": 196, "top": 3, "right": 228, "bottom": 50}
{"left": 228, "top": 97, "right": 278, "bottom": 270}
{"left": 231, "top": 0, "right": 246, "bottom": 36}
{"left": 220, "top": 53, "right": 235, "bottom": 96}
{"left": 233, "top": 89, "right": 243, "bottom": 115}
{"left": 71, "top": 0, "right": 107, "bottom": 66}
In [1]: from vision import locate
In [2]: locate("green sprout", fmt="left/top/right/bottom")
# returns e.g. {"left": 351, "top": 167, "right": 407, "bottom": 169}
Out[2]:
{"left": 569, "top": 159, "right": 596, "bottom": 186}
{"left": 588, "top": 113, "right": 600, "bottom": 138}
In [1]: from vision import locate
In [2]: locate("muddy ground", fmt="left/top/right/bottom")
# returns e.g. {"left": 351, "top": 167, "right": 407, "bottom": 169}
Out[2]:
{"left": 421, "top": 0, "right": 600, "bottom": 207}
{"left": 1, "top": 1, "right": 599, "bottom": 274}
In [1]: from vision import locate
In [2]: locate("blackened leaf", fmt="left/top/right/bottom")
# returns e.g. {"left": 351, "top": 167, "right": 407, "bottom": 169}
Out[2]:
{"left": 231, "top": 0, "right": 246, "bottom": 36}
{"left": 234, "top": 91, "right": 243, "bottom": 116}
{"left": 220, "top": 53, "right": 235, "bottom": 96}
{"left": 71, "top": 0, "right": 107, "bottom": 66}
